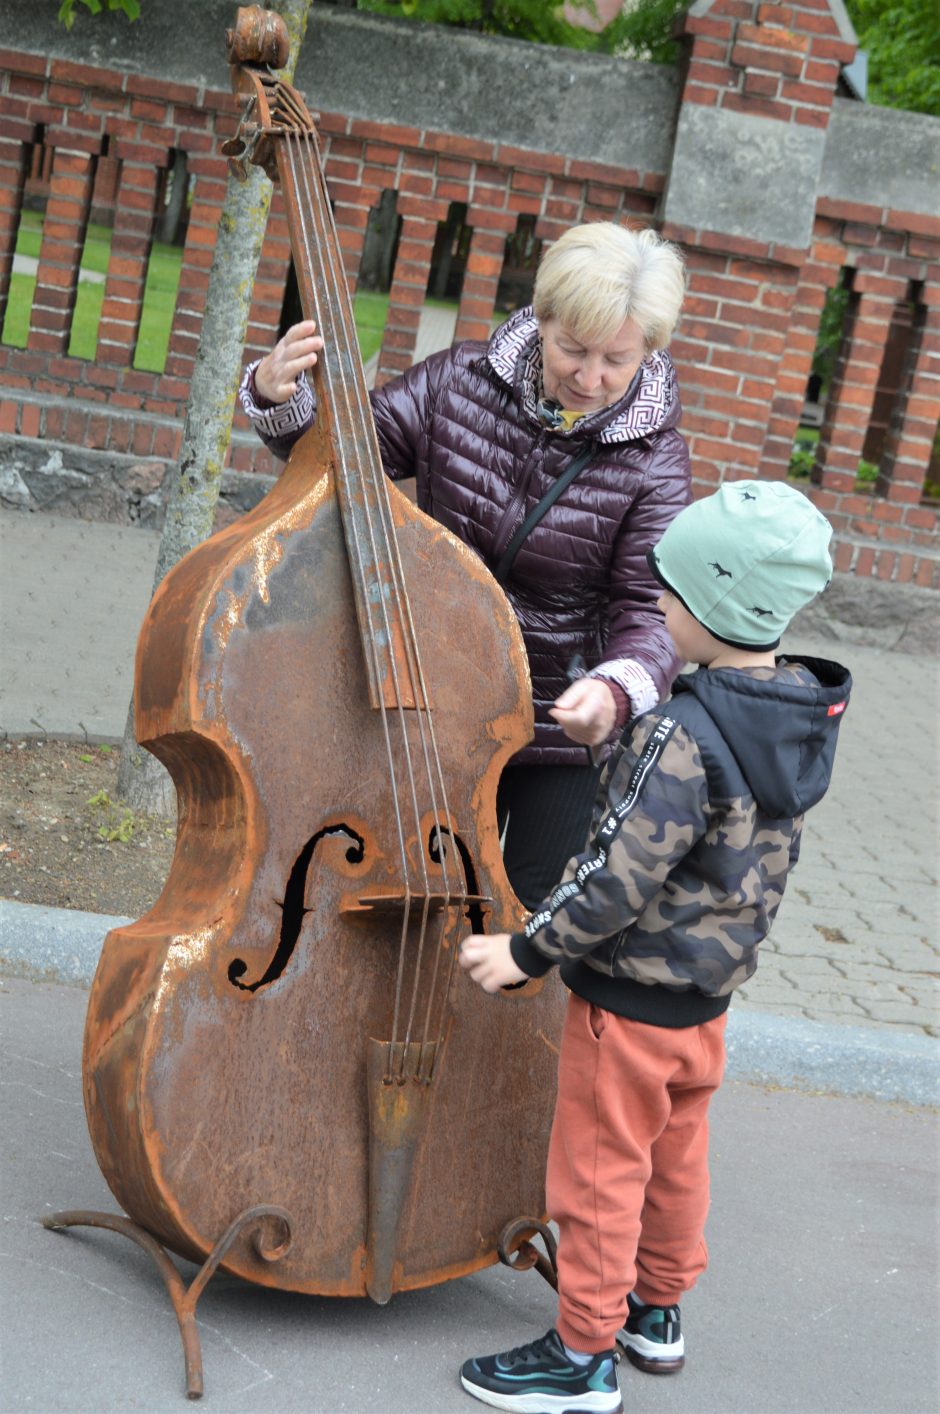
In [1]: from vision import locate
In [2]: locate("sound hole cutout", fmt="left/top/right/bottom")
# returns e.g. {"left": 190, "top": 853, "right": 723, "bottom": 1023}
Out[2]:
{"left": 429, "top": 826, "right": 486, "bottom": 933}
{"left": 228, "top": 825, "right": 365, "bottom": 992}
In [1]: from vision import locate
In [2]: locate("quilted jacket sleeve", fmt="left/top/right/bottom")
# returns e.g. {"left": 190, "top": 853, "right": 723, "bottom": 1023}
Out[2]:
{"left": 239, "top": 349, "right": 456, "bottom": 480}
{"left": 598, "top": 427, "right": 692, "bottom": 703}
{"left": 368, "top": 347, "right": 459, "bottom": 486}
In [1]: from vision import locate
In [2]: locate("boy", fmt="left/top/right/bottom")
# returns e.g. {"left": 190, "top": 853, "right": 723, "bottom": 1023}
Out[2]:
{"left": 458, "top": 479, "right": 851, "bottom": 1414}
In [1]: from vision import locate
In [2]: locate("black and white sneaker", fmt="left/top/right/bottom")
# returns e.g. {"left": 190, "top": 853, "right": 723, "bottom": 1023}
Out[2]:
{"left": 460, "top": 1327, "right": 622, "bottom": 1412}
{"left": 616, "top": 1292, "right": 685, "bottom": 1374}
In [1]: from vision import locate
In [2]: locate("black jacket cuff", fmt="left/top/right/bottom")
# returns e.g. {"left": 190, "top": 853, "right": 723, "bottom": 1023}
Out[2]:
{"left": 509, "top": 931, "right": 555, "bottom": 978}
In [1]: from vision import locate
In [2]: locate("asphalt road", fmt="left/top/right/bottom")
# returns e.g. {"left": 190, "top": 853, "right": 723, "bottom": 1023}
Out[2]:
{"left": 2, "top": 975, "right": 937, "bottom": 1414}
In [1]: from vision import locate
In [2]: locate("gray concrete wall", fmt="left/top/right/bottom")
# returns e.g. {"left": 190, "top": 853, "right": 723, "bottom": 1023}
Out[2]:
{"left": 14, "top": 2, "right": 938, "bottom": 222}
{"left": 822, "top": 98, "right": 940, "bottom": 216}
{"left": 16, "top": 3, "right": 679, "bottom": 176}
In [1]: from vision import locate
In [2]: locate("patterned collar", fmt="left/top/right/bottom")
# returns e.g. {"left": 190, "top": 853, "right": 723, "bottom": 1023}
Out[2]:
{"left": 485, "top": 306, "right": 676, "bottom": 445}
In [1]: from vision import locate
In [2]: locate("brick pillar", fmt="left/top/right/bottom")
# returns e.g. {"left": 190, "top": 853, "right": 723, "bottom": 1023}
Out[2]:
{"left": 323, "top": 127, "right": 378, "bottom": 295}
{"left": 812, "top": 273, "right": 908, "bottom": 493}
{"left": 0, "top": 117, "right": 35, "bottom": 332}
{"left": 761, "top": 227, "right": 843, "bottom": 479}
{"left": 375, "top": 199, "right": 444, "bottom": 387}
{"left": 95, "top": 144, "right": 167, "bottom": 366}
{"left": 664, "top": 0, "right": 856, "bottom": 489}
{"left": 670, "top": 247, "right": 797, "bottom": 487}
{"left": 163, "top": 154, "right": 227, "bottom": 383}
{"left": 332, "top": 196, "right": 369, "bottom": 296}
{"left": 245, "top": 191, "right": 292, "bottom": 365}
{"left": 453, "top": 224, "right": 509, "bottom": 343}
{"left": 27, "top": 139, "right": 98, "bottom": 355}
{"left": 880, "top": 295, "right": 940, "bottom": 527}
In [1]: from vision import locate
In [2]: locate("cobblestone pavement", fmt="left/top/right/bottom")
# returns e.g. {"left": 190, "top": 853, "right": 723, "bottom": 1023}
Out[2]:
{"left": 739, "top": 632, "right": 939, "bottom": 1037}
{"left": 1, "top": 507, "right": 937, "bottom": 1037}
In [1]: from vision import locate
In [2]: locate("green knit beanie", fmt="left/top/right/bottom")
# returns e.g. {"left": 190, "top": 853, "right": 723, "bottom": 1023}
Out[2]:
{"left": 648, "top": 480, "right": 833, "bottom": 649}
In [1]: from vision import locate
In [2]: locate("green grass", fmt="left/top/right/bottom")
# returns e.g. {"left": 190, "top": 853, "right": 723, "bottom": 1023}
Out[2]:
{"left": 2, "top": 212, "right": 183, "bottom": 371}
{"left": 790, "top": 426, "right": 885, "bottom": 493}
{"left": 134, "top": 239, "right": 184, "bottom": 372}
{"left": 14, "top": 208, "right": 42, "bottom": 259}
{"left": 352, "top": 290, "right": 390, "bottom": 364}
{"left": 4, "top": 214, "right": 452, "bottom": 373}
{"left": 69, "top": 223, "right": 110, "bottom": 360}
{"left": 2, "top": 273, "right": 34, "bottom": 347}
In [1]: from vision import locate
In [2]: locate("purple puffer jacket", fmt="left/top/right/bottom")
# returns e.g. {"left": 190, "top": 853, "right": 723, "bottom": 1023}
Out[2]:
{"left": 241, "top": 308, "right": 691, "bottom": 765}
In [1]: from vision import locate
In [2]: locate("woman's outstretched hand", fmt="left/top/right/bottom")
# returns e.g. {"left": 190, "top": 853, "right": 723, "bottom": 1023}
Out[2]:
{"left": 550, "top": 677, "right": 617, "bottom": 747}
{"left": 459, "top": 933, "right": 528, "bottom": 993}
{"left": 255, "top": 319, "right": 324, "bottom": 403}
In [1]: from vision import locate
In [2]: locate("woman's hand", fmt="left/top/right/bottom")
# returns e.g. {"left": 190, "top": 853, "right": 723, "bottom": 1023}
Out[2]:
{"left": 255, "top": 320, "right": 324, "bottom": 403}
{"left": 459, "top": 933, "right": 528, "bottom": 993}
{"left": 550, "top": 677, "right": 617, "bottom": 747}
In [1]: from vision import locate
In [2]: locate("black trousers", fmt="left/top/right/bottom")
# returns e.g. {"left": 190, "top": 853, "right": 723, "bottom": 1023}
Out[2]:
{"left": 496, "top": 762, "right": 602, "bottom": 912}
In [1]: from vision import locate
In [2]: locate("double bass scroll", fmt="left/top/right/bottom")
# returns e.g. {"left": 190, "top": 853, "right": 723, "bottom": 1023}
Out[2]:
{"left": 80, "top": 3, "right": 565, "bottom": 1306}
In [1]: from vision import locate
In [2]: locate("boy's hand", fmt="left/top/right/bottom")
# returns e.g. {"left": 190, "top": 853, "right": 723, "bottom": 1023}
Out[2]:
{"left": 459, "top": 933, "right": 528, "bottom": 993}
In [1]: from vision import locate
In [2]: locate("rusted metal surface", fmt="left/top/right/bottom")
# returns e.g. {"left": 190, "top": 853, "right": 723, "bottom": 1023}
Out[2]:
{"left": 44, "top": 1206, "right": 292, "bottom": 1398}
{"left": 80, "top": 7, "right": 566, "bottom": 1304}
{"left": 365, "top": 1037, "right": 438, "bottom": 1304}
{"left": 498, "top": 1216, "right": 560, "bottom": 1293}
{"left": 225, "top": 4, "right": 289, "bottom": 68}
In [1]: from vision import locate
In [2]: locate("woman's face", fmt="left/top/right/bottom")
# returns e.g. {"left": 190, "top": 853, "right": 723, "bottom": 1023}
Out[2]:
{"left": 539, "top": 315, "right": 647, "bottom": 415}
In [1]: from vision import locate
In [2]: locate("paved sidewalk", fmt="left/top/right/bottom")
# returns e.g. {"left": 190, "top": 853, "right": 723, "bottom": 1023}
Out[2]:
{"left": 1, "top": 507, "right": 937, "bottom": 1046}
{"left": 0, "top": 507, "right": 937, "bottom": 1411}
{"left": 1, "top": 975, "right": 937, "bottom": 1414}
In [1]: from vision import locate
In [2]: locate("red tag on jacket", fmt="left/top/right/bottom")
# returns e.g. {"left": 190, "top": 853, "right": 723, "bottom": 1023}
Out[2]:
{"left": 827, "top": 702, "right": 846, "bottom": 717}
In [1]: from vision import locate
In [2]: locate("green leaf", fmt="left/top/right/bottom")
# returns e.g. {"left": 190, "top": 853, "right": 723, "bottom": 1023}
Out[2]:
{"left": 58, "top": 0, "right": 141, "bottom": 28}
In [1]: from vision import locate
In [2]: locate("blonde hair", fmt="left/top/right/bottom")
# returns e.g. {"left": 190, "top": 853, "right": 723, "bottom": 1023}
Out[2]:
{"left": 532, "top": 222, "right": 686, "bottom": 351}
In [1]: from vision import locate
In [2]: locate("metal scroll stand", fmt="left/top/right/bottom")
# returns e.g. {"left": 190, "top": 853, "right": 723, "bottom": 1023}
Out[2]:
{"left": 498, "top": 1217, "right": 629, "bottom": 1364}
{"left": 497, "top": 1216, "right": 559, "bottom": 1290}
{"left": 42, "top": 1204, "right": 293, "bottom": 1400}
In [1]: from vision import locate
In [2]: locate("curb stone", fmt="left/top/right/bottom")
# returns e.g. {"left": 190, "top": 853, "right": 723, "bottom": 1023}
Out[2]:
{"left": 2, "top": 898, "right": 937, "bottom": 1108}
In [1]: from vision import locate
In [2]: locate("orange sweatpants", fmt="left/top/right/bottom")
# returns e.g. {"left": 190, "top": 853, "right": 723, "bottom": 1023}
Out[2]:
{"left": 547, "top": 993, "right": 728, "bottom": 1354}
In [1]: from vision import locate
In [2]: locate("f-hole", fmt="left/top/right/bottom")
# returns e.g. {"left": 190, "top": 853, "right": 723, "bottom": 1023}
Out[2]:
{"left": 229, "top": 824, "right": 365, "bottom": 992}
{"left": 428, "top": 826, "right": 486, "bottom": 933}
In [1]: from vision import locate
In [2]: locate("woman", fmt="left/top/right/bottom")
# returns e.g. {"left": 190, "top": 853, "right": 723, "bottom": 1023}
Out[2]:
{"left": 239, "top": 221, "right": 690, "bottom": 907}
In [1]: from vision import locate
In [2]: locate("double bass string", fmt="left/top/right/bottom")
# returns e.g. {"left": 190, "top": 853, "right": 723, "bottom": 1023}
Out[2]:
{"left": 291, "top": 127, "right": 472, "bottom": 1078}
{"left": 295, "top": 131, "right": 470, "bottom": 1076}
{"left": 284, "top": 126, "right": 462, "bottom": 1080}
{"left": 280, "top": 130, "right": 422, "bottom": 1071}
{"left": 288, "top": 131, "right": 447, "bottom": 1074}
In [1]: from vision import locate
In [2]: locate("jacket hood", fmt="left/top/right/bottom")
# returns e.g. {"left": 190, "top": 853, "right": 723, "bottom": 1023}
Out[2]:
{"left": 485, "top": 306, "right": 681, "bottom": 444}
{"left": 674, "top": 656, "right": 852, "bottom": 818}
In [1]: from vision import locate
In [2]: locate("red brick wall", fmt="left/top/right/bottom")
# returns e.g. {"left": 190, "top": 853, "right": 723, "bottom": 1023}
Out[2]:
{"left": 661, "top": 0, "right": 938, "bottom": 585}
{"left": 0, "top": 27, "right": 937, "bottom": 585}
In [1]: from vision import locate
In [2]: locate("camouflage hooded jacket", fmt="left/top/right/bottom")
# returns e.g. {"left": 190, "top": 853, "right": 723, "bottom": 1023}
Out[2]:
{"left": 509, "top": 655, "right": 852, "bottom": 1028}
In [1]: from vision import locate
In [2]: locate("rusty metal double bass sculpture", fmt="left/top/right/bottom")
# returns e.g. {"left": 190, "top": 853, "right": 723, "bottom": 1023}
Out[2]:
{"left": 45, "top": 7, "right": 563, "bottom": 1396}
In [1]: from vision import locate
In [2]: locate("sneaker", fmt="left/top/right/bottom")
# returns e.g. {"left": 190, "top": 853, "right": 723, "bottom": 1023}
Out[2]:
{"left": 460, "top": 1327, "right": 622, "bottom": 1412}
{"left": 616, "top": 1292, "right": 685, "bottom": 1374}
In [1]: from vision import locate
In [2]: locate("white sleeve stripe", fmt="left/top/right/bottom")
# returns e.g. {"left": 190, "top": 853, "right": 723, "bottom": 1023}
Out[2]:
{"left": 591, "top": 659, "right": 660, "bottom": 715}
{"left": 523, "top": 714, "right": 679, "bottom": 940}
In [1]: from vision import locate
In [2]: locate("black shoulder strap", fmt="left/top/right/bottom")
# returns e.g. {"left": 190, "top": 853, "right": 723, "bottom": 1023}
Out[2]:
{"left": 492, "top": 443, "right": 594, "bottom": 585}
